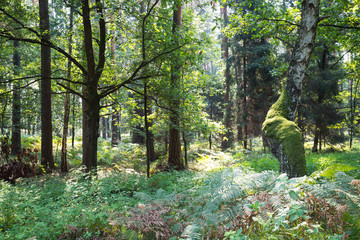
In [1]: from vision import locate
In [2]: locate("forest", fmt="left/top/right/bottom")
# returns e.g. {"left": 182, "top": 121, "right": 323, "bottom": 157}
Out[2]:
{"left": 1, "top": 0, "right": 360, "bottom": 239}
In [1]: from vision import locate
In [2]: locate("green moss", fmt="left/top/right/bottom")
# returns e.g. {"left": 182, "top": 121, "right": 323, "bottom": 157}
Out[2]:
{"left": 262, "top": 90, "right": 306, "bottom": 177}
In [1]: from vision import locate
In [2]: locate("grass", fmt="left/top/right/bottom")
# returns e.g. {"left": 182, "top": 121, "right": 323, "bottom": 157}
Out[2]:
{"left": 1, "top": 137, "right": 360, "bottom": 239}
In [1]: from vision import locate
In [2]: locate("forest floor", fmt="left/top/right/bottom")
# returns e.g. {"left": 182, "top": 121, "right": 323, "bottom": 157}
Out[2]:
{"left": 1, "top": 137, "right": 360, "bottom": 239}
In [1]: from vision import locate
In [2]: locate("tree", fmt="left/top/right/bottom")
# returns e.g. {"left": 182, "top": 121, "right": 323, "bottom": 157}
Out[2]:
{"left": 39, "top": 0, "right": 54, "bottom": 169}
{"left": 220, "top": 2, "right": 233, "bottom": 150}
{"left": 263, "top": 0, "right": 320, "bottom": 178}
{"left": 168, "top": 0, "right": 184, "bottom": 170}
{"left": 60, "top": 4, "right": 74, "bottom": 172}
{"left": 11, "top": 40, "right": 21, "bottom": 155}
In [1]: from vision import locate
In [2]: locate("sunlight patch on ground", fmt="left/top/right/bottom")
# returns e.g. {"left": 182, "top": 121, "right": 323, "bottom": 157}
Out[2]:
{"left": 189, "top": 151, "right": 234, "bottom": 171}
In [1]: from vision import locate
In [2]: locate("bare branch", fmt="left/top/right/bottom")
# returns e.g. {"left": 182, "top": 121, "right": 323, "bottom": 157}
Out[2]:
{"left": 57, "top": 82, "right": 86, "bottom": 99}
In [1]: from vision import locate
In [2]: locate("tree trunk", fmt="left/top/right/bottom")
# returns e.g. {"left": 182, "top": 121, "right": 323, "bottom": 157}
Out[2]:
{"left": 242, "top": 54, "right": 248, "bottom": 149}
{"left": 111, "top": 109, "right": 120, "bottom": 146}
{"left": 349, "top": 77, "right": 353, "bottom": 149}
{"left": 182, "top": 131, "right": 188, "bottom": 167}
{"left": 11, "top": 40, "right": 21, "bottom": 155}
{"left": 81, "top": 0, "right": 105, "bottom": 171}
{"left": 221, "top": 3, "right": 233, "bottom": 150}
{"left": 168, "top": 2, "right": 183, "bottom": 170}
{"left": 61, "top": 5, "right": 73, "bottom": 172}
{"left": 72, "top": 94, "right": 76, "bottom": 148}
{"left": 110, "top": 34, "right": 120, "bottom": 146}
{"left": 262, "top": 0, "right": 320, "bottom": 178}
{"left": 39, "top": 0, "right": 54, "bottom": 169}
{"left": 102, "top": 117, "right": 107, "bottom": 139}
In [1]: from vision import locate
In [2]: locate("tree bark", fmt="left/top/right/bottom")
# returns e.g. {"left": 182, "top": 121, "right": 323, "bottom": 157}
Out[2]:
{"left": 168, "top": 2, "right": 184, "bottom": 170}
{"left": 61, "top": 5, "right": 73, "bottom": 173}
{"left": 221, "top": 3, "right": 233, "bottom": 150}
{"left": 11, "top": 40, "right": 21, "bottom": 155}
{"left": 263, "top": 0, "right": 320, "bottom": 178}
{"left": 39, "top": 0, "right": 54, "bottom": 169}
{"left": 81, "top": 0, "right": 105, "bottom": 171}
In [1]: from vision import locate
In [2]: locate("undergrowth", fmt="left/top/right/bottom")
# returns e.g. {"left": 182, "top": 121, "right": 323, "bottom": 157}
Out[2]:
{"left": 1, "top": 138, "right": 360, "bottom": 239}
{"left": 1, "top": 165, "right": 360, "bottom": 239}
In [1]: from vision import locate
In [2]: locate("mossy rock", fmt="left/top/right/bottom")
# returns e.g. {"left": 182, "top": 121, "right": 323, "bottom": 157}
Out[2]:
{"left": 262, "top": 91, "right": 306, "bottom": 177}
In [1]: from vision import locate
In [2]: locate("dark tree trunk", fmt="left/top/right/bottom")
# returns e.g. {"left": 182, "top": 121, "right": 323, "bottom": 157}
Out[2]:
{"left": 312, "top": 123, "right": 320, "bottom": 152}
{"left": 242, "top": 54, "right": 248, "bottom": 149}
{"left": 263, "top": 0, "right": 320, "bottom": 178}
{"left": 168, "top": 2, "right": 183, "bottom": 170}
{"left": 221, "top": 4, "right": 233, "bottom": 150}
{"left": 82, "top": 93, "right": 88, "bottom": 166}
{"left": 1, "top": 97, "right": 8, "bottom": 135}
{"left": 182, "top": 131, "right": 188, "bottom": 167}
{"left": 132, "top": 104, "right": 145, "bottom": 144}
{"left": 11, "top": 40, "right": 21, "bottom": 155}
{"left": 81, "top": 0, "right": 105, "bottom": 171}
{"left": 61, "top": 5, "right": 73, "bottom": 173}
{"left": 39, "top": 0, "right": 54, "bottom": 169}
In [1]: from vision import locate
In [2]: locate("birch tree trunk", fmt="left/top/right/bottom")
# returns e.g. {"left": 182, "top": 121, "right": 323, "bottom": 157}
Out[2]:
{"left": 263, "top": 0, "right": 320, "bottom": 178}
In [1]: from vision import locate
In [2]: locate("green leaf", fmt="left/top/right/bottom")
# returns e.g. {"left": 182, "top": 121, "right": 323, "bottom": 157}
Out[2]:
{"left": 289, "top": 190, "right": 299, "bottom": 200}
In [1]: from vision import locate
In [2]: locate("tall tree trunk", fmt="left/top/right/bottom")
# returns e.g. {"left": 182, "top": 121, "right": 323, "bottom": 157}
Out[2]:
{"left": 39, "top": 0, "right": 54, "bottom": 169}
{"left": 221, "top": 3, "right": 233, "bottom": 150}
{"left": 81, "top": 0, "right": 106, "bottom": 171}
{"left": 262, "top": 0, "right": 320, "bottom": 178}
{"left": 168, "top": 2, "right": 183, "bottom": 170}
{"left": 72, "top": 94, "right": 76, "bottom": 148}
{"left": 61, "top": 5, "right": 73, "bottom": 172}
{"left": 349, "top": 77, "right": 353, "bottom": 149}
{"left": 242, "top": 54, "right": 248, "bottom": 149}
{"left": 11, "top": 40, "right": 21, "bottom": 155}
{"left": 110, "top": 30, "right": 120, "bottom": 146}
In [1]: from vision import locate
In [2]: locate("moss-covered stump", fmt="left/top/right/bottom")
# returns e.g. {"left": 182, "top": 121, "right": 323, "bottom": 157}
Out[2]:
{"left": 262, "top": 91, "right": 306, "bottom": 178}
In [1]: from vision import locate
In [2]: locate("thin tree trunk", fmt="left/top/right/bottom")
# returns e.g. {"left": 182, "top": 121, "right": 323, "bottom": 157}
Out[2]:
{"left": 110, "top": 34, "right": 120, "bottom": 146}
{"left": 221, "top": 3, "right": 232, "bottom": 150}
{"left": 242, "top": 54, "right": 248, "bottom": 149}
{"left": 72, "top": 94, "right": 75, "bottom": 148}
{"left": 61, "top": 5, "right": 73, "bottom": 172}
{"left": 102, "top": 117, "right": 107, "bottom": 139}
{"left": 182, "top": 131, "right": 188, "bottom": 166}
{"left": 39, "top": 0, "right": 54, "bottom": 169}
{"left": 350, "top": 77, "right": 353, "bottom": 148}
{"left": 11, "top": 40, "right": 21, "bottom": 155}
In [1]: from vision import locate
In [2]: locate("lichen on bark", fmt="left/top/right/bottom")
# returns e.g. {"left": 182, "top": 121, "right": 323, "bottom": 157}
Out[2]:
{"left": 262, "top": 90, "right": 306, "bottom": 178}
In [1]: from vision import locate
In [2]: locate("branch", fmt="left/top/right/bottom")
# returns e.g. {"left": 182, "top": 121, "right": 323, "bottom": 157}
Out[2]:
{"left": 99, "top": 43, "right": 187, "bottom": 98}
{"left": 57, "top": 82, "right": 86, "bottom": 99}
{"left": 0, "top": 7, "right": 42, "bottom": 38}
{"left": 274, "top": 36, "right": 294, "bottom": 49}
{"left": 0, "top": 32, "right": 87, "bottom": 75}
{"left": 51, "top": 77, "right": 86, "bottom": 85}
{"left": 0, "top": 79, "right": 40, "bottom": 96}
{"left": 330, "top": 43, "right": 359, "bottom": 69}
{"left": 319, "top": 23, "right": 360, "bottom": 30}
{"left": 260, "top": 17, "right": 360, "bottom": 30}
{"left": 0, "top": 75, "right": 41, "bottom": 84}
{"left": 0, "top": 8, "right": 87, "bottom": 75}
